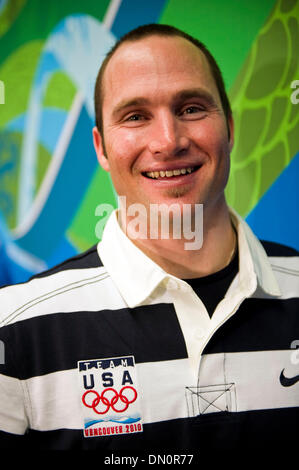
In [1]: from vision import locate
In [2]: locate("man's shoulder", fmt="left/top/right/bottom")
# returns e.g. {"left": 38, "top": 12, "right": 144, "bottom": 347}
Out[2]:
{"left": 259, "top": 240, "right": 299, "bottom": 299}
{"left": 260, "top": 240, "right": 299, "bottom": 257}
{"left": 0, "top": 244, "right": 108, "bottom": 327}
{"left": 31, "top": 244, "right": 103, "bottom": 279}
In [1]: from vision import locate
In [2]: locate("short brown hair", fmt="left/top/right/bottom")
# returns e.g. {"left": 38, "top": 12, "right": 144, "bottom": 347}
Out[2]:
{"left": 94, "top": 23, "right": 232, "bottom": 137}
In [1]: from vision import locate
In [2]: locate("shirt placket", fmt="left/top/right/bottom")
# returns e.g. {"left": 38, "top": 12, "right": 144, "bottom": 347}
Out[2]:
{"left": 167, "top": 275, "right": 257, "bottom": 387}
{"left": 164, "top": 277, "right": 211, "bottom": 384}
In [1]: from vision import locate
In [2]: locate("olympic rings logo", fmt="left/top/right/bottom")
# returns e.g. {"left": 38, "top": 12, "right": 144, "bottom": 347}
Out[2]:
{"left": 82, "top": 386, "right": 137, "bottom": 414}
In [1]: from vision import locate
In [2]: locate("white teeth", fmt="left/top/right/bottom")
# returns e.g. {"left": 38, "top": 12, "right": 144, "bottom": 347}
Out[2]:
{"left": 145, "top": 167, "right": 195, "bottom": 179}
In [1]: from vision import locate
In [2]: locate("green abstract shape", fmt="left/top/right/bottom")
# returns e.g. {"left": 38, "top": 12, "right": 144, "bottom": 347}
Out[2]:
{"left": 245, "top": 19, "right": 287, "bottom": 99}
{"left": 0, "top": 130, "right": 51, "bottom": 229}
{"left": 42, "top": 71, "right": 77, "bottom": 111}
{"left": 280, "top": 0, "right": 297, "bottom": 13}
{"left": 67, "top": 167, "right": 117, "bottom": 251}
{"left": 235, "top": 107, "right": 267, "bottom": 162}
{"left": 282, "top": 17, "right": 298, "bottom": 88}
{"left": 288, "top": 119, "right": 299, "bottom": 158}
{"left": 230, "top": 160, "right": 258, "bottom": 216}
{"left": 0, "top": 0, "right": 110, "bottom": 65}
{"left": 0, "top": 130, "right": 21, "bottom": 229}
{"left": 35, "top": 140, "right": 52, "bottom": 197}
{"left": 226, "top": 0, "right": 299, "bottom": 216}
{"left": 260, "top": 141, "right": 286, "bottom": 192}
{"left": 263, "top": 96, "right": 288, "bottom": 144}
{"left": 0, "top": 40, "right": 44, "bottom": 127}
{"left": 0, "top": 0, "right": 27, "bottom": 38}
{"left": 289, "top": 96, "right": 298, "bottom": 122}
{"left": 159, "top": 0, "right": 276, "bottom": 90}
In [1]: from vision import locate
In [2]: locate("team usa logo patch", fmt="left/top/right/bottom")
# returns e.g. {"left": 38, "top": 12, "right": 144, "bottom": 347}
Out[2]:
{"left": 78, "top": 355, "right": 143, "bottom": 438}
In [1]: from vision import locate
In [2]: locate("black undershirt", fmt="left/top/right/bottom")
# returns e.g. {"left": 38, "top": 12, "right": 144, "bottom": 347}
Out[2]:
{"left": 183, "top": 247, "right": 239, "bottom": 318}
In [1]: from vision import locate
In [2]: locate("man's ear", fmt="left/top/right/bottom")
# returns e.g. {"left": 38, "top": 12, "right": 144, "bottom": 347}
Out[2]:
{"left": 92, "top": 126, "right": 110, "bottom": 172}
{"left": 228, "top": 115, "right": 234, "bottom": 152}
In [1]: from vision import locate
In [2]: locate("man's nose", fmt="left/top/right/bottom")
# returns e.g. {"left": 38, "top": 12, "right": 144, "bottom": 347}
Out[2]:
{"left": 147, "top": 111, "right": 190, "bottom": 157}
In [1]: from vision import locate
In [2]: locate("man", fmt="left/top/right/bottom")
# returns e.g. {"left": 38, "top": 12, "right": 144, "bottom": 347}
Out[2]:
{"left": 0, "top": 24, "right": 298, "bottom": 453}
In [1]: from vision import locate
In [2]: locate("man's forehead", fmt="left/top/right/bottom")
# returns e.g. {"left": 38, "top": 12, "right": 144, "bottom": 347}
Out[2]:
{"left": 102, "top": 35, "right": 212, "bottom": 101}
{"left": 112, "top": 34, "right": 203, "bottom": 57}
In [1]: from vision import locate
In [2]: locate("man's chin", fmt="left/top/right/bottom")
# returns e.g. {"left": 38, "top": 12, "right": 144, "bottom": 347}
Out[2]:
{"left": 163, "top": 186, "right": 191, "bottom": 199}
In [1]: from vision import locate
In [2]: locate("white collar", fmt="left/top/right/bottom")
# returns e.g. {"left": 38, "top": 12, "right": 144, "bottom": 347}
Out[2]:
{"left": 97, "top": 208, "right": 281, "bottom": 308}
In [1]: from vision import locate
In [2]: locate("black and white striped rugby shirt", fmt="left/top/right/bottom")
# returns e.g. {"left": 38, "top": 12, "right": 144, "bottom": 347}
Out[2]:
{"left": 0, "top": 209, "right": 298, "bottom": 451}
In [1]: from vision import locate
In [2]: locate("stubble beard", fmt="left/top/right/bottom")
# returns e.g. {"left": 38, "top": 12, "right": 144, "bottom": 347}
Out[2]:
{"left": 163, "top": 185, "right": 191, "bottom": 199}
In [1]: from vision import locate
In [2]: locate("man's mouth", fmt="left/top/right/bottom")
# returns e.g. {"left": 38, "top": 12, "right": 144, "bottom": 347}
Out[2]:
{"left": 143, "top": 166, "right": 199, "bottom": 179}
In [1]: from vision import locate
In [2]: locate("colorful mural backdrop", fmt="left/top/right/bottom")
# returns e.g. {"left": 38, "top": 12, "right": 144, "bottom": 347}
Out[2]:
{"left": 0, "top": 0, "right": 298, "bottom": 286}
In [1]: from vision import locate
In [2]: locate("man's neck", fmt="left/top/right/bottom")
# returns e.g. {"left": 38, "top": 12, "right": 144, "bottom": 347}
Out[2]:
{"left": 119, "top": 201, "right": 237, "bottom": 279}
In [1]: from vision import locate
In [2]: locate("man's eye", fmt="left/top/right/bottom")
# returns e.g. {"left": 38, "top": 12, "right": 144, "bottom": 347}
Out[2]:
{"left": 182, "top": 106, "right": 203, "bottom": 114}
{"left": 127, "top": 114, "right": 143, "bottom": 121}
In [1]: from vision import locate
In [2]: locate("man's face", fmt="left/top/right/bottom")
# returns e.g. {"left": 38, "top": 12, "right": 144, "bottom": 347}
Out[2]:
{"left": 93, "top": 35, "right": 233, "bottom": 216}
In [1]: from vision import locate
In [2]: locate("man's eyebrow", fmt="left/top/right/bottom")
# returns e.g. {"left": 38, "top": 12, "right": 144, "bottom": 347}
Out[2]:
{"left": 174, "top": 88, "right": 217, "bottom": 105}
{"left": 112, "top": 97, "right": 150, "bottom": 118}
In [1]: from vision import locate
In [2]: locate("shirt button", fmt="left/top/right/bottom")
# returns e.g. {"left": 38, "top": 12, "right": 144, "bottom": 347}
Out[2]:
{"left": 167, "top": 279, "right": 178, "bottom": 290}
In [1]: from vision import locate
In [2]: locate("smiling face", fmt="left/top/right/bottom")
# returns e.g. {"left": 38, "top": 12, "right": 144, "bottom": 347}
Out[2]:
{"left": 93, "top": 35, "right": 234, "bottom": 220}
